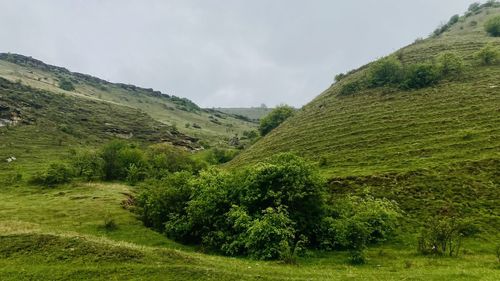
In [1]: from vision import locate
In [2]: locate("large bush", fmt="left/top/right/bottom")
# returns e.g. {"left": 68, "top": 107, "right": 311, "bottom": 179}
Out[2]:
{"left": 259, "top": 105, "right": 295, "bottom": 136}
{"left": 136, "top": 153, "right": 401, "bottom": 261}
{"left": 485, "top": 15, "right": 500, "bottom": 37}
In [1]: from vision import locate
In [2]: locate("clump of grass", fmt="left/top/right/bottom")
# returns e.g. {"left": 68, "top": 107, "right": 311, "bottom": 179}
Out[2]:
{"left": 102, "top": 215, "right": 118, "bottom": 231}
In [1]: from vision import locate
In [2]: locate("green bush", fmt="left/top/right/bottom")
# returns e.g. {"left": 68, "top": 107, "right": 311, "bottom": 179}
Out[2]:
{"left": 468, "top": 2, "right": 481, "bottom": 12}
{"left": 203, "top": 148, "right": 239, "bottom": 164}
{"left": 485, "top": 16, "right": 500, "bottom": 37}
{"left": 369, "top": 57, "right": 403, "bottom": 87}
{"left": 244, "top": 207, "right": 295, "bottom": 260}
{"left": 318, "top": 196, "right": 400, "bottom": 251}
{"left": 476, "top": 44, "right": 500, "bottom": 65}
{"left": 136, "top": 153, "right": 401, "bottom": 261}
{"left": 59, "top": 78, "right": 75, "bottom": 91}
{"left": 147, "top": 143, "right": 199, "bottom": 178}
{"left": 136, "top": 172, "right": 193, "bottom": 232}
{"left": 30, "top": 163, "right": 73, "bottom": 186}
{"left": 71, "top": 149, "right": 104, "bottom": 181}
{"left": 339, "top": 80, "right": 363, "bottom": 96}
{"left": 402, "top": 63, "right": 440, "bottom": 89}
{"left": 100, "top": 141, "right": 147, "bottom": 181}
{"left": 417, "top": 216, "right": 471, "bottom": 256}
{"left": 334, "top": 73, "right": 346, "bottom": 82}
{"left": 437, "top": 52, "right": 465, "bottom": 78}
{"left": 259, "top": 105, "right": 295, "bottom": 136}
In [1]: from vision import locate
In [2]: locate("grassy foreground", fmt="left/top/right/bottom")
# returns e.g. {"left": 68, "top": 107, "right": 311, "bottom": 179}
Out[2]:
{"left": 0, "top": 182, "right": 499, "bottom": 281}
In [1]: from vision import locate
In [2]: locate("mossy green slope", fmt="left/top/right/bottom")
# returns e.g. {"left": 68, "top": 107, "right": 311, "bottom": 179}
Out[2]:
{"left": 231, "top": 6, "right": 500, "bottom": 178}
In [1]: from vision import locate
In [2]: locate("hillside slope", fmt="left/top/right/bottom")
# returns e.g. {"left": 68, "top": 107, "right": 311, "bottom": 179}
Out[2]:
{"left": 0, "top": 54, "right": 257, "bottom": 147}
{"left": 0, "top": 77, "right": 200, "bottom": 177}
{"left": 230, "top": 5, "right": 500, "bottom": 231}
{"left": 232, "top": 5, "right": 500, "bottom": 177}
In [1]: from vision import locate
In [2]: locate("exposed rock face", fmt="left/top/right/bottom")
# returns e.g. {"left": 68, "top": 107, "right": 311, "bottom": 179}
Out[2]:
{"left": 0, "top": 104, "right": 21, "bottom": 127}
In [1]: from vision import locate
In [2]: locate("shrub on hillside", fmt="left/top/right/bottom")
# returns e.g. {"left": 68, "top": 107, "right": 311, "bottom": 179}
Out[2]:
{"left": 59, "top": 78, "right": 75, "bottom": 91}
{"left": 30, "top": 163, "right": 73, "bottom": 186}
{"left": 202, "top": 148, "right": 239, "bottom": 164}
{"left": 339, "top": 80, "right": 363, "bottom": 96}
{"left": 244, "top": 207, "right": 296, "bottom": 260}
{"left": 436, "top": 52, "right": 465, "bottom": 78}
{"left": 71, "top": 149, "right": 105, "bottom": 181}
{"left": 485, "top": 16, "right": 500, "bottom": 37}
{"left": 476, "top": 44, "right": 500, "bottom": 65}
{"left": 334, "top": 73, "right": 346, "bottom": 82}
{"left": 259, "top": 105, "right": 295, "bottom": 136}
{"left": 100, "top": 141, "right": 147, "bottom": 181}
{"left": 147, "top": 143, "right": 199, "bottom": 179}
{"left": 369, "top": 57, "right": 404, "bottom": 87}
{"left": 318, "top": 196, "right": 400, "bottom": 251}
{"left": 401, "top": 63, "right": 441, "bottom": 89}
{"left": 417, "top": 216, "right": 471, "bottom": 256}
{"left": 468, "top": 2, "right": 481, "bottom": 12}
{"left": 136, "top": 172, "right": 193, "bottom": 232}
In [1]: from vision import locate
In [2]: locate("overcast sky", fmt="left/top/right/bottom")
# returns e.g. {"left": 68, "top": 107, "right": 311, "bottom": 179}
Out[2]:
{"left": 1, "top": 0, "right": 478, "bottom": 107}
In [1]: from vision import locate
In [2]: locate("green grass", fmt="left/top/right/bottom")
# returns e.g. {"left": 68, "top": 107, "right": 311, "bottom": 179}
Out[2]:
{"left": 0, "top": 182, "right": 499, "bottom": 281}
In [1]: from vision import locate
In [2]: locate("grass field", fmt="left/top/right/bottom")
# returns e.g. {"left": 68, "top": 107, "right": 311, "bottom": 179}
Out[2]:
{"left": 0, "top": 182, "right": 499, "bottom": 281}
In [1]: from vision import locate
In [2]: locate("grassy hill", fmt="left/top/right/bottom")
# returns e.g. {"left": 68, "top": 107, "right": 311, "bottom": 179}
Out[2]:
{"left": 230, "top": 4, "right": 500, "bottom": 236}
{"left": 0, "top": 54, "right": 257, "bottom": 147}
{"left": 231, "top": 5, "right": 500, "bottom": 176}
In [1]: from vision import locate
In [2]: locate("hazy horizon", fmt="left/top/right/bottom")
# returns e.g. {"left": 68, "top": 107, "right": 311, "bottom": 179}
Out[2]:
{"left": 1, "top": 0, "right": 478, "bottom": 107}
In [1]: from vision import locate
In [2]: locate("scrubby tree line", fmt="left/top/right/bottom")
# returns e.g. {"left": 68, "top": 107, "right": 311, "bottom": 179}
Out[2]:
{"left": 338, "top": 44, "right": 500, "bottom": 96}
{"left": 136, "top": 153, "right": 401, "bottom": 262}
{"left": 29, "top": 141, "right": 239, "bottom": 186}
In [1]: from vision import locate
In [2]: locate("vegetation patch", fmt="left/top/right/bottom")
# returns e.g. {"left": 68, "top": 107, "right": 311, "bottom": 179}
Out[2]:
{"left": 0, "top": 234, "right": 144, "bottom": 263}
{"left": 136, "top": 153, "right": 400, "bottom": 261}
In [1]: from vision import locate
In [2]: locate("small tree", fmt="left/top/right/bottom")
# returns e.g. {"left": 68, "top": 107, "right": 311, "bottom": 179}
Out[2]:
{"left": 417, "top": 216, "right": 472, "bottom": 257}
{"left": 259, "top": 105, "right": 295, "bottom": 136}
{"left": 369, "top": 56, "right": 403, "bottom": 87}
{"left": 485, "top": 15, "right": 500, "bottom": 37}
